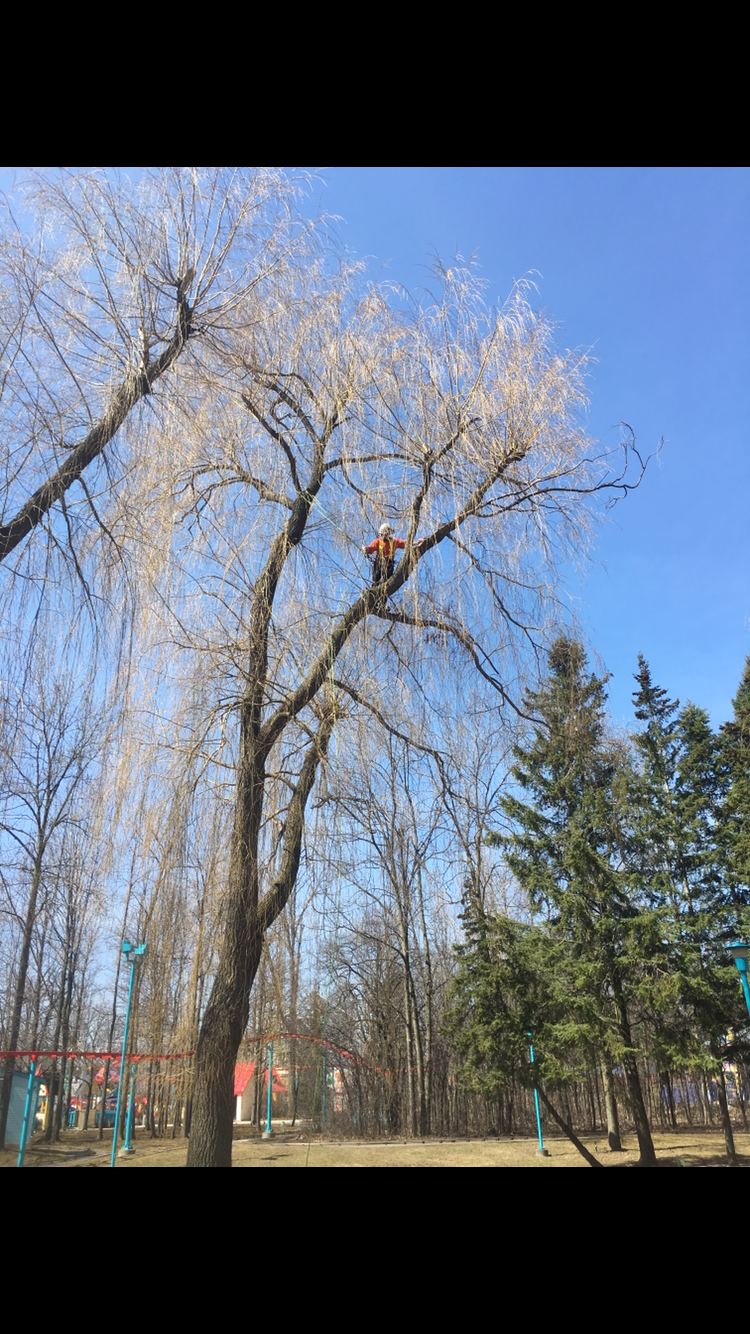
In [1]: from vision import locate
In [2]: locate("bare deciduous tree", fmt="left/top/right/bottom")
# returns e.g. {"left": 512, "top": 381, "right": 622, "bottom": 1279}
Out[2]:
{"left": 0, "top": 653, "right": 105, "bottom": 1146}
{"left": 144, "top": 258, "right": 647, "bottom": 1166}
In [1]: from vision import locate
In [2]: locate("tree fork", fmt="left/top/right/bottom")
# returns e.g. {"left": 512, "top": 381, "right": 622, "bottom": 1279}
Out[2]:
{"left": 187, "top": 708, "right": 336, "bottom": 1166}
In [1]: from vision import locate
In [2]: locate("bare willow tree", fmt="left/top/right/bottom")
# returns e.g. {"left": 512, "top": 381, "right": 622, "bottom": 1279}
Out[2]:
{"left": 323, "top": 728, "right": 443, "bottom": 1135}
{"left": 126, "top": 249, "right": 649, "bottom": 1165}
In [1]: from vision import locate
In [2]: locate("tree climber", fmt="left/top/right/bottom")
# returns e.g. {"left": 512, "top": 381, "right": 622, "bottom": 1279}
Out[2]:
{"left": 363, "top": 523, "right": 423, "bottom": 587}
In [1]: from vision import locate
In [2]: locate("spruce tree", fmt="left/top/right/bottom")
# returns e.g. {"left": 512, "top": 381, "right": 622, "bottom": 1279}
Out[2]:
{"left": 631, "top": 654, "right": 682, "bottom": 914}
{"left": 499, "top": 637, "right": 657, "bottom": 1164}
{"left": 631, "top": 657, "right": 744, "bottom": 1161}
{"left": 675, "top": 702, "right": 742, "bottom": 1161}
{"left": 442, "top": 883, "right": 533, "bottom": 1111}
{"left": 721, "top": 656, "right": 750, "bottom": 904}
{"left": 628, "top": 656, "right": 691, "bottom": 1098}
{"left": 719, "top": 659, "right": 750, "bottom": 1135}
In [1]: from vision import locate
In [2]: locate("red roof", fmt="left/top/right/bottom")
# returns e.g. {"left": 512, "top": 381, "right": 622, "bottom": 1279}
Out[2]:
{"left": 234, "top": 1062, "right": 288, "bottom": 1096}
{"left": 234, "top": 1062, "right": 256, "bottom": 1095}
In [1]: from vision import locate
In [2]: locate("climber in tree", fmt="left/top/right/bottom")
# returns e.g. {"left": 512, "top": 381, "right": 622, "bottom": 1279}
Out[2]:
{"left": 363, "top": 523, "right": 424, "bottom": 587}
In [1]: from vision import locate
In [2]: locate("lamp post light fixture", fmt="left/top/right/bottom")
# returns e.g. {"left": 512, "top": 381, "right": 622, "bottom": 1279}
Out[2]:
{"left": 726, "top": 942, "right": 750, "bottom": 1018}
{"left": 111, "top": 939, "right": 147, "bottom": 1167}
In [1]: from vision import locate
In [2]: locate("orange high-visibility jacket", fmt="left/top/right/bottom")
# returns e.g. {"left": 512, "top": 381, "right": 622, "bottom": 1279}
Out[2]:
{"left": 364, "top": 536, "right": 406, "bottom": 561}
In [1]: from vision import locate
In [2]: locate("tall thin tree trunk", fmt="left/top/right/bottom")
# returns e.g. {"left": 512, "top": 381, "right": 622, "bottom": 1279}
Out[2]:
{"left": 416, "top": 863, "right": 432, "bottom": 1136}
{"left": 83, "top": 1061, "right": 95, "bottom": 1132}
{"left": 0, "top": 853, "right": 44, "bottom": 1149}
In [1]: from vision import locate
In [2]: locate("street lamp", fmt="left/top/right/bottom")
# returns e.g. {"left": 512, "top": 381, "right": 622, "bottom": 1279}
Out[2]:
{"left": 726, "top": 942, "right": 750, "bottom": 1018}
{"left": 110, "top": 939, "right": 147, "bottom": 1167}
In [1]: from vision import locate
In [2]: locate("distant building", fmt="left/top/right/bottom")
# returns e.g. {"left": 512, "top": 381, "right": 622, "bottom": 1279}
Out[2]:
{"left": 234, "top": 1062, "right": 288, "bottom": 1122}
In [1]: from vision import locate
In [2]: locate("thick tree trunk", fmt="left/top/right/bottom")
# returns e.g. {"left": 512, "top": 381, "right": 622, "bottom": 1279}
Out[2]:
{"left": 187, "top": 706, "right": 335, "bottom": 1166}
{"left": 535, "top": 1087, "right": 601, "bottom": 1168}
{"left": 716, "top": 1065, "right": 738, "bottom": 1166}
{"left": 601, "top": 1056, "right": 623, "bottom": 1151}
{"left": 612, "top": 982, "right": 656, "bottom": 1166}
{"left": 187, "top": 929, "right": 264, "bottom": 1166}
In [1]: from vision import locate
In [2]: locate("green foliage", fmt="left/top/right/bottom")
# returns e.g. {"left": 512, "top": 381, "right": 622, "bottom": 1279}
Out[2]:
{"left": 499, "top": 638, "right": 639, "bottom": 977}
{"left": 628, "top": 658, "right": 749, "bottom": 1068}
{"left": 721, "top": 655, "right": 750, "bottom": 903}
{"left": 447, "top": 639, "right": 651, "bottom": 1095}
{"left": 444, "top": 642, "right": 750, "bottom": 1118}
{"left": 442, "top": 902, "right": 536, "bottom": 1096}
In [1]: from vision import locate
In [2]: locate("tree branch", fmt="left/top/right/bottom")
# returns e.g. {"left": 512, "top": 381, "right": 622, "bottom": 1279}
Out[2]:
{"left": 329, "top": 678, "right": 447, "bottom": 771}
{"left": 256, "top": 707, "right": 336, "bottom": 936}
{"left": 0, "top": 289, "right": 194, "bottom": 562}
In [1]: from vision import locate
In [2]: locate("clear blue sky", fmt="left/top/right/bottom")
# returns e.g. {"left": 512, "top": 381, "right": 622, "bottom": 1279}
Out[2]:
{"left": 310, "top": 167, "right": 749, "bottom": 730}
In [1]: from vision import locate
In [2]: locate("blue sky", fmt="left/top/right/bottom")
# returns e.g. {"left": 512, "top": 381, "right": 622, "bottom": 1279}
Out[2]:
{"left": 310, "top": 167, "right": 749, "bottom": 730}
{"left": 1, "top": 168, "right": 745, "bottom": 730}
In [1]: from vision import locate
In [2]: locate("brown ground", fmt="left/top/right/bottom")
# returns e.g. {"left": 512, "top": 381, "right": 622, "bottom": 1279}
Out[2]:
{"left": 4, "top": 1126, "right": 750, "bottom": 1167}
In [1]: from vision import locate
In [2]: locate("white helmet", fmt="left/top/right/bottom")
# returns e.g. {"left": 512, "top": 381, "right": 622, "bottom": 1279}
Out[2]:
{"left": 379, "top": 522, "right": 393, "bottom": 537}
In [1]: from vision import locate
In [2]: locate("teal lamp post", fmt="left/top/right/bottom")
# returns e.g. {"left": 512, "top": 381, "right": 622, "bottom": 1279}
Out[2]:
{"left": 527, "top": 1031, "right": 550, "bottom": 1157}
{"left": 122, "top": 1061, "right": 138, "bottom": 1152}
{"left": 726, "top": 942, "right": 750, "bottom": 1018}
{"left": 111, "top": 939, "right": 147, "bottom": 1167}
{"left": 16, "top": 1056, "right": 39, "bottom": 1169}
{"left": 262, "top": 1042, "right": 274, "bottom": 1139}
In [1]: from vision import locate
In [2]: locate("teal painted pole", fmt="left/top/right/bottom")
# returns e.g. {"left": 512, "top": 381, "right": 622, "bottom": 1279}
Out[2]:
{"left": 111, "top": 941, "right": 146, "bottom": 1167}
{"left": 123, "top": 1061, "right": 137, "bottom": 1150}
{"left": 264, "top": 1042, "right": 274, "bottom": 1136}
{"left": 528, "top": 1031, "right": 549, "bottom": 1156}
{"left": 16, "top": 1058, "right": 37, "bottom": 1169}
{"left": 322, "top": 1051, "right": 327, "bottom": 1129}
{"left": 726, "top": 943, "right": 750, "bottom": 1017}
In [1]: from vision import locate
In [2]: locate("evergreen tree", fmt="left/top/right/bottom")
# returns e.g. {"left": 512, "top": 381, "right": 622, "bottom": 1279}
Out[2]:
{"left": 721, "top": 656, "right": 750, "bottom": 905}
{"left": 631, "top": 654, "right": 682, "bottom": 914}
{"left": 442, "top": 889, "right": 537, "bottom": 1110}
{"left": 631, "top": 658, "right": 744, "bottom": 1161}
{"left": 499, "top": 637, "right": 657, "bottom": 1164}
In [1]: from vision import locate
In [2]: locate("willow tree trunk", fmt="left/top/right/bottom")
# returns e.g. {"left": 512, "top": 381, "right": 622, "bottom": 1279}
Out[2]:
{"left": 187, "top": 709, "right": 335, "bottom": 1166}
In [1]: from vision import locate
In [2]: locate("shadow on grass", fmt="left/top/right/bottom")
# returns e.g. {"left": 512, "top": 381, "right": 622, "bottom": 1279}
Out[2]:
{"left": 610, "top": 1152, "right": 750, "bottom": 1168}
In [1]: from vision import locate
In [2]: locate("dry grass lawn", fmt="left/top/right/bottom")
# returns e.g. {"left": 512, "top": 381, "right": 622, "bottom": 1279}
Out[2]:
{"left": 4, "top": 1126, "right": 750, "bottom": 1167}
